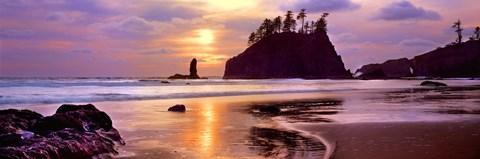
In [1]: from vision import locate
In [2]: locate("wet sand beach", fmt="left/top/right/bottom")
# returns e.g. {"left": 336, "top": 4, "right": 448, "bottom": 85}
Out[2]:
{"left": 13, "top": 93, "right": 334, "bottom": 158}
{"left": 6, "top": 84, "right": 480, "bottom": 159}
{"left": 287, "top": 120, "right": 480, "bottom": 159}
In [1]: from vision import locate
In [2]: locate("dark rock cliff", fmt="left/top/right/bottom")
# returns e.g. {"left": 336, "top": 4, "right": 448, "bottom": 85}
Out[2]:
{"left": 355, "top": 58, "right": 413, "bottom": 79}
{"left": 223, "top": 31, "right": 352, "bottom": 79}
{"left": 411, "top": 40, "right": 480, "bottom": 78}
{"left": 355, "top": 40, "right": 480, "bottom": 79}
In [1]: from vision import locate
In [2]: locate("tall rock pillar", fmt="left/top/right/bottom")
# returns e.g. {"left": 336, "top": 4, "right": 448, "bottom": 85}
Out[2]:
{"left": 189, "top": 58, "right": 200, "bottom": 79}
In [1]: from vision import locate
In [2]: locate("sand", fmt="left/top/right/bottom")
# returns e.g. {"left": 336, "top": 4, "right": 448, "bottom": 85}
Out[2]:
{"left": 5, "top": 86, "right": 480, "bottom": 159}
{"left": 11, "top": 92, "right": 337, "bottom": 158}
{"left": 286, "top": 120, "right": 480, "bottom": 159}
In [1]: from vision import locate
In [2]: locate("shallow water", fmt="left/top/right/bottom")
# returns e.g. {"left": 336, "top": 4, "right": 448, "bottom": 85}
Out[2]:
{"left": 2, "top": 79, "right": 480, "bottom": 158}
{"left": 2, "top": 77, "right": 479, "bottom": 105}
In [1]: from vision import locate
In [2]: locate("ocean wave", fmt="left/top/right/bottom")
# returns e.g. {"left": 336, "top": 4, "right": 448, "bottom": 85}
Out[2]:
{"left": 0, "top": 89, "right": 358, "bottom": 105}
{"left": 1, "top": 78, "right": 478, "bottom": 106}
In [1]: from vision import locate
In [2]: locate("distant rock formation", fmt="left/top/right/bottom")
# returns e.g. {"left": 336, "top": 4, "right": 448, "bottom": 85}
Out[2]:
{"left": 411, "top": 40, "right": 480, "bottom": 78}
{"left": 223, "top": 31, "right": 352, "bottom": 79}
{"left": 189, "top": 58, "right": 200, "bottom": 79}
{"left": 0, "top": 104, "right": 124, "bottom": 159}
{"left": 168, "top": 58, "right": 204, "bottom": 79}
{"left": 355, "top": 58, "right": 412, "bottom": 79}
{"left": 355, "top": 40, "right": 480, "bottom": 79}
{"left": 167, "top": 74, "right": 190, "bottom": 79}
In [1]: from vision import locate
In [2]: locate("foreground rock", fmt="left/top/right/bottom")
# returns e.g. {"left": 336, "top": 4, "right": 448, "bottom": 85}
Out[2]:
{"left": 258, "top": 106, "right": 281, "bottom": 114}
{"left": 420, "top": 81, "right": 448, "bottom": 87}
{"left": 355, "top": 40, "right": 480, "bottom": 79}
{"left": 168, "top": 58, "right": 204, "bottom": 79}
{"left": 223, "top": 32, "right": 352, "bottom": 79}
{"left": 168, "top": 104, "right": 186, "bottom": 112}
{"left": 0, "top": 104, "right": 124, "bottom": 159}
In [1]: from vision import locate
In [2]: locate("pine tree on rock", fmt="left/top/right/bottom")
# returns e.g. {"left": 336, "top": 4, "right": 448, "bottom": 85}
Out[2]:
{"left": 314, "top": 13, "right": 329, "bottom": 33}
{"left": 273, "top": 16, "right": 282, "bottom": 33}
{"left": 297, "top": 8, "right": 307, "bottom": 34}
{"left": 473, "top": 26, "right": 480, "bottom": 40}
{"left": 282, "top": 11, "right": 296, "bottom": 33}
{"left": 452, "top": 19, "right": 463, "bottom": 44}
{"left": 247, "top": 32, "right": 256, "bottom": 46}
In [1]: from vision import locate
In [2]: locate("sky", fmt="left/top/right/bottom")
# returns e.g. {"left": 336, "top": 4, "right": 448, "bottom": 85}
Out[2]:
{"left": 0, "top": 0, "right": 479, "bottom": 77}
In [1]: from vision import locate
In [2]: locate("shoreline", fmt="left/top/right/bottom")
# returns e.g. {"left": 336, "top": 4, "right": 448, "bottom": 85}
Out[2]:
{"left": 281, "top": 120, "right": 480, "bottom": 159}
{"left": 2, "top": 84, "right": 480, "bottom": 158}
{"left": 2, "top": 79, "right": 480, "bottom": 107}
{"left": 266, "top": 85, "right": 480, "bottom": 159}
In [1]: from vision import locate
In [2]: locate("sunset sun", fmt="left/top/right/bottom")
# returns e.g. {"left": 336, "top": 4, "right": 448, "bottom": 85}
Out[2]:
{"left": 197, "top": 29, "right": 215, "bottom": 45}
{"left": 1, "top": 1, "right": 479, "bottom": 159}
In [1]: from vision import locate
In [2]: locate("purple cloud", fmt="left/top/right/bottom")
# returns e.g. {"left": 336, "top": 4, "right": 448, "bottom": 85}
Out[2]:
{"left": 398, "top": 38, "right": 439, "bottom": 47}
{"left": 45, "top": 12, "right": 74, "bottom": 23}
{"left": 139, "top": 2, "right": 202, "bottom": 21}
{"left": 284, "top": 0, "right": 360, "bottom": 12}
{"left": 71, "top": 48, "right": 95, "bottom": 54}
{"left": 374, "top": 1, "right": 441, "bottom": 21}
{"left": 83, "top": 35, "right": 110, "bottom": 40}
{"left": 91, "top": 16, "right": 156, "bottom": 32}
{"left": 0, "top": 29, "right": 34, "bottom": 38}
{"left": 137, "top": 49, "right": 178, "bottom": 54}
{"left": 107, "top": 48, "right": 178, "bottom": 55}
{"left": 331, "top": 32, "right": 358, "bottom": 43}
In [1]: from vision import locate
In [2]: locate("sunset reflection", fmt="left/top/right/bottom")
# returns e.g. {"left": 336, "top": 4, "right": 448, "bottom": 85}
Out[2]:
{"left": 183, "top": 99, "right": 220, "bottom": 157}
{"left": 200, "top": 102, "right": 215, "bottom": 153}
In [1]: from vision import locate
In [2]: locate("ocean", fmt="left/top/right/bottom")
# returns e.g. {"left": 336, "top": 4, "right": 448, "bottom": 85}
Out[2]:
{"left": 2, "top": 77, "right": 480, "bottom": 158}
{"left": 1, "top": 77, "right": 479, "bottom": 106}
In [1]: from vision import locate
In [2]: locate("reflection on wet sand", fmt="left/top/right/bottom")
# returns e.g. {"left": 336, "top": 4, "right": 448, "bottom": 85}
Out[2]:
{"left": 249, "top": 99, "right": 343, "bottom": 123}
{"left": 183, "top": 99, "right": 218, "bottom": 158}
{"left": 245, "top": 99, "right": 344, "bottom": 158}
{"left": 248, "top": 127, "right": 326, "bottom": 158}
{"left": 94, "top": 86, "right": 480, "bottom": 159}
{"left": 380, "top": 86, "right": 480, "bottom": 115}
{"left": 110, "top": 93, "right": 341, "bottom": 158}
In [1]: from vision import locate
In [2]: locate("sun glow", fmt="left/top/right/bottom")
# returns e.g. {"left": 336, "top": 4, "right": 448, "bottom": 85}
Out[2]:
{"left": 205, "top": 0, "right": 256, "bottom": 11}
{"left": 197, "top": 29, "right": 215, "bottom": 45}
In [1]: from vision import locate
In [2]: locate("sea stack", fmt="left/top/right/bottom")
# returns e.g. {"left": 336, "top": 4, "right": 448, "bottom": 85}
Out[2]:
{"left": 223, "top": 31, "right": 352, "bottom": 79}
{"left": 167, "top": 58, "right": 204, "bottom": 79}
{"left": 189, "top": 58, "right": 200, "bottom": 79}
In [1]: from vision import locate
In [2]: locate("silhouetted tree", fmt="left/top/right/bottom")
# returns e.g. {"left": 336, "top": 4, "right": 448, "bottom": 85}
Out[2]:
{"left": 314, "top": 13, "right": 329, "bottom": 32}
{"left": 264, "top": 18, "right": 275, "bottom": 36}
{"left": 474, "top": 26, "right": 480, "bottom": 40}
{"left": 452, "top": 19, "right": 463, "bottom": 44}
{"left": 248, "top": 32, "right": 256, "bottom": 46}
{"left": 255, "top": 24, "right": 265, "bottom": 41}
{"left": 304, "top": 22, "right": 310, "bottom": 34}
{"left": 310, "top": 21, "right": 315, "bottom": 33}
{"left": 246, "top": 11, "right": 334, "bottom": 44}
{"left": 282, "top": 10, "right": 296, "bottom": 32}
{"left": 252, "top": 18, "right": 276, "bottom": 43}
{"left": 273, "top": 16, "right": 282, "bottom": 33}
{"left": 297, "top": 8, "right": 307, "bottom": 34}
